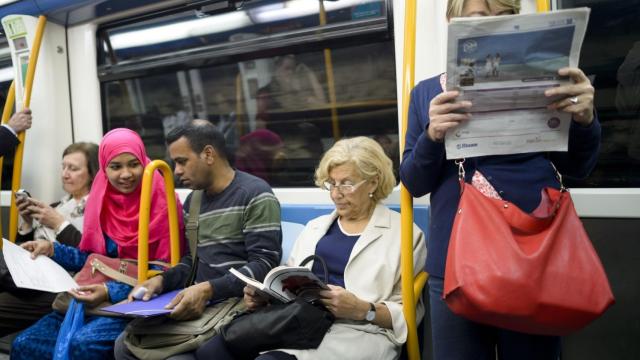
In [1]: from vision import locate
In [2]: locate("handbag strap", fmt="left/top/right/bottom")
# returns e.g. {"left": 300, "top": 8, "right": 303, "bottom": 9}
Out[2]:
{"left": 548, "top": 161, "right": 566, "bottom": 191}
{"left": 456, "top": 158, "right": 567, "bottom": 191}
{"left": 299, "top": 255, "right": 329, "bottom": 284}
{"left": 90, "top": 258, "right": 137, "bottom": 287}
{"left": 185, "top": 190, "right": 203, "bottom": 287}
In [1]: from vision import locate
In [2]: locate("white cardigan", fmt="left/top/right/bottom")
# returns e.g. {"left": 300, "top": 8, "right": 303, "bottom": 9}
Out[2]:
{"left": 282, "top": 204, "right": 427, "bottom": 360}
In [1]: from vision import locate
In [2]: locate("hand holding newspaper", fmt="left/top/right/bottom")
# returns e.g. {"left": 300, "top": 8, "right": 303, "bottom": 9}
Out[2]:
{"left": 2, "top": 239, "right": 78, "bottom": 293}
{"left": 444, "top": 8, "right": 590, "bottom": 159}
{"left": 230, "top": 266, "right": 329, "bottom": 303}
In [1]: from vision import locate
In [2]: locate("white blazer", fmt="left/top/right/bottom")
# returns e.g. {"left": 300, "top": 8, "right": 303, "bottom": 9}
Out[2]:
{"left": 283, "top": 204, "right": 427, "bottom": 360}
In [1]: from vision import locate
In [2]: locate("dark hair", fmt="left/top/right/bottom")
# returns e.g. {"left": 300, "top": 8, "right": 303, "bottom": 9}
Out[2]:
{"left": 62, "top": 142, "right": 99, "bottom": 187}
{"left": 166, "top": 121, "right": 230, "bottom": 160}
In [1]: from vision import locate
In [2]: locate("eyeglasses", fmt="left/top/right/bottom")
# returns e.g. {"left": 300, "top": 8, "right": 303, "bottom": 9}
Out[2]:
{"left": 322, "top": 179, "right": 367, "bottom": 194}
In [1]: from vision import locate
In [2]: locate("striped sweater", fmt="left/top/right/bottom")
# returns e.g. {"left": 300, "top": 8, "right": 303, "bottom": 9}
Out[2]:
{"left": 162, "top": 170, "right": 282, "bottom": 300}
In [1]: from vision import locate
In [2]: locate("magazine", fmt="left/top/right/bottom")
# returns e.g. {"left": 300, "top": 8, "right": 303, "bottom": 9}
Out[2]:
{"left": 444, "top": 8, "right": 590, "bottom": 159}
{"left": 230, "top": 266, "right": 329, "bottom": 303}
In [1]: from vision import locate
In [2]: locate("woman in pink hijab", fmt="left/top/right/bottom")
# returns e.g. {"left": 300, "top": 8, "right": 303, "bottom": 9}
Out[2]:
{"left": 12, "top": 128, "right": 186, "bottom": 360}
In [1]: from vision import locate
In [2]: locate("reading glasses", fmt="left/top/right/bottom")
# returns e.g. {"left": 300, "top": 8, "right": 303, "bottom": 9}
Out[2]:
{"left": 321, "top": 179, "right": 367, "bottom": 194}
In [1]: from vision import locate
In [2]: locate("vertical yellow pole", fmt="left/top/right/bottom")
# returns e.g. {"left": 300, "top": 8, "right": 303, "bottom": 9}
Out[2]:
{"left": 400, "top": 1, "right": 419, "bottom": 360}
{"left": 9, "top": 16, "right": 47, "bottom": 242}
{"left": 0, "top": 81, "right": 16, "bottom": 243}
{"left": 319, "top": 0, "right": 341, "bottom": 141}
{"left": 235, "top": 73, "right": 245, "bottom": 136}
{"left": 138, "top": 160, "right": 181, "bottom": 283}
{"left": 536, "top": 0, "right": 550, "bottom": 12}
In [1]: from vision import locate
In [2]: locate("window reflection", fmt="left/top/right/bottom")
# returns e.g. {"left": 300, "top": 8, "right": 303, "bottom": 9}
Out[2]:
{"left": 560, "top": 0, "right": 640, "bottom": 187}
{"left": 99, "top": 0, "right": 386, "bottom": 65}
{"left": 102, "top": 42, "right": 399, "bottom": 187}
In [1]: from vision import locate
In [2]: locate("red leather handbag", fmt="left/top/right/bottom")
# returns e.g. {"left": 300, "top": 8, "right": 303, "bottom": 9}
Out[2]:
{"left": 443, "top": 162, "right": 614, "bottom": 336}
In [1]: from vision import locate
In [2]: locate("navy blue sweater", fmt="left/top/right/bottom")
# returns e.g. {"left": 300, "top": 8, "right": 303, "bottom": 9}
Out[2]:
{"left": 400, "top": 75, "right": 601, "bottom": 278}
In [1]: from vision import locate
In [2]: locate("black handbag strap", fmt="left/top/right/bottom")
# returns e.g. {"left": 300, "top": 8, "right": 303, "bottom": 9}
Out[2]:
{"left": 299, "top": 254, "right": 329, "bottom": 284}
{"left": 185, "top": 190, "right": 203, "bottom": 287}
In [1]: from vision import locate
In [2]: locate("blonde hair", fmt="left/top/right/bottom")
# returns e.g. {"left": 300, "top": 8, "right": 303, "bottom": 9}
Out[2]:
{"left": 314, "top": 136, "right": 395, "bottom": 203}
{"left": 447, "top": 0, "right": 521, "bottom": 18}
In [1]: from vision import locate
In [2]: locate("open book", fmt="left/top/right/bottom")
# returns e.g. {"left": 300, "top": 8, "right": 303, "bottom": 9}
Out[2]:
{"left": 230, "top": 266, "right": 329, "bottom": 303}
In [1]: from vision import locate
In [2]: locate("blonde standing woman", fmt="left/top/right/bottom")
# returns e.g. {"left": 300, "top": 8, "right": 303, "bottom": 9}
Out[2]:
{"left": 400, "top": 1, "right": 599, "bottom": 359}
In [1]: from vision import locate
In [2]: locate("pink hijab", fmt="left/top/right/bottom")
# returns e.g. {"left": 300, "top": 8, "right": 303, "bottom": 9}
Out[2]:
{"left": 79, "top": 128, "right": 185, "bottom": 261}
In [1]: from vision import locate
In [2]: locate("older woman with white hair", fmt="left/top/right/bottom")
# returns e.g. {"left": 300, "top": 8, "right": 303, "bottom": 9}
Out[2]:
{"left": 194, "top": 136, "right": 426, "bottom": 360}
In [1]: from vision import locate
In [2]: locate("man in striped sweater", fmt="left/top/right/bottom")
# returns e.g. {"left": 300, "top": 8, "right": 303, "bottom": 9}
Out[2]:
{"left": 115, "top": 121, "right": 282, "bottom": 359}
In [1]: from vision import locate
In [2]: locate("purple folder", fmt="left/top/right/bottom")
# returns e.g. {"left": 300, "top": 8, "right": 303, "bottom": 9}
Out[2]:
{"left": 101, "top": 290, "right": 181, "bottom": 317}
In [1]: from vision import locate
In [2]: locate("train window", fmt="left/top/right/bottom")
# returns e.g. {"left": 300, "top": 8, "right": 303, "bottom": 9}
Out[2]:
{"left": 98, "top": 0, "right": 387, "bottom": 67}
{"left": 559, "top": 0, "right": 640, "bottom": 187}
{"left": 101, "top": 44, "right": 399, "bottom": 187}
{"left": 100, "top": 0, "right": 398, "bottom": 188}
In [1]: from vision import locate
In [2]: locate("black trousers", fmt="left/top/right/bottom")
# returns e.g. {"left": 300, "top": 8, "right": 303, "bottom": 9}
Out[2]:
{"left": 0, "top": 251, "right": 57, "bottom": 337}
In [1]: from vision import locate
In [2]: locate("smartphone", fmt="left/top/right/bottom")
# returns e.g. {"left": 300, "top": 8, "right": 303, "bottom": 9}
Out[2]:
{"left": 14, "top": 189, "right": 31, "bottom": 201}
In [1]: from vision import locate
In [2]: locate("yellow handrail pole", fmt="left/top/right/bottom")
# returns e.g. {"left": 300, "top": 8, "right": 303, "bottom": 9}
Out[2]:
{"left": 399, "top": 1, "right": 420, "bottom": 360}
{"left": 319, "top": 0, "right": 341, "bottom": 141}
{"left": 536, "top": 0, "right": 550, "bottom": 12}
{"left": 414, "top": 271, "right": 428, "bottom": 301}
{"left": 9, "top": 16, "right": 47, "bottom": 242}
{"left": 0, "top": 81, "right": 16, "bottom": 242}
{"left": 137, "top": 160, "right": 181, "bottom": 283}
{"left": 235, "top": 73, "right": 245, "bottom": 136}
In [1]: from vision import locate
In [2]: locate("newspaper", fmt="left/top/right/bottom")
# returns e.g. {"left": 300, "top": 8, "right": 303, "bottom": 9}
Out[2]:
{"left": 2, "top": 239, "right": 78, "bottom": 293}
{"left": 444, "top": 8, "right": 590, "bottom": 159}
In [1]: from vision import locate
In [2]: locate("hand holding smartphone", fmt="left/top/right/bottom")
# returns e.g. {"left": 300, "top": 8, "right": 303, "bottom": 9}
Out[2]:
{"left": 15, "top": 189, "right": 31, "bottom": 202}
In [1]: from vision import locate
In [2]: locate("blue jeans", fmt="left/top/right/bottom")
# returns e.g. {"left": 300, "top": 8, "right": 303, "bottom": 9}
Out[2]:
{"left": 428, "top": 276, "right": 560, "bottom": 360}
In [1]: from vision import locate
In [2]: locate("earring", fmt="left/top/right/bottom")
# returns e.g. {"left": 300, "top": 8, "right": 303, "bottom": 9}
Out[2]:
{"left": 368, "top": 193, "right": 373, "bottom": 198}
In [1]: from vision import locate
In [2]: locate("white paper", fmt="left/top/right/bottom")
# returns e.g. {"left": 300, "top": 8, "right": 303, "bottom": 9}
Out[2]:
{"left": 444, "top": 8, "right": 590, "bottom": 159}
{"left": 2, "top": 239, "right": 78, "bottom": 293}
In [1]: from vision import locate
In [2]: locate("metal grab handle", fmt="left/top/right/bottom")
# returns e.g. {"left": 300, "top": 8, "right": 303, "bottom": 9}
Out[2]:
{"left": 137, "top": 160, "right": 181, "bottom": 283}
{"left": 8, "top": 16, "right": 47, "bottom": 243}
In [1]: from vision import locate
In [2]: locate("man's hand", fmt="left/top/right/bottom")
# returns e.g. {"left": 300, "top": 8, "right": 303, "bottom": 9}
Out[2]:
{"left": 20, "top": 239, "right": 54, "bottom": 259}
{"left": 127, "top": 275, "right": 164, "bottom": 302}
{"left": 165, "top": 282, "right": 213, "bottom": 321}
{"left": 7, "top": 108, "right": 32, "bottom": 133}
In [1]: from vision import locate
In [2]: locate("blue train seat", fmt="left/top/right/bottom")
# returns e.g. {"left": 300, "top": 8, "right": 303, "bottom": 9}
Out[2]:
{"left": 280, "top": 204, "right": 429, "bottom": 264}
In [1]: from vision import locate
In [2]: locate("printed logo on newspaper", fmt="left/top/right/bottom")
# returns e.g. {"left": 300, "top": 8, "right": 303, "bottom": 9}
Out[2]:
{"left": 456, "top": 143, "right": 478, "bottom": 150}
{"left": 462, "top": 40, "right": 477, "bottom": 53}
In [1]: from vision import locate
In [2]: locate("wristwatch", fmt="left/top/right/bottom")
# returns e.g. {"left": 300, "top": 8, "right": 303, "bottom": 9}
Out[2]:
{"left": 365, "top": 302, "right": 376, "bottom": 322}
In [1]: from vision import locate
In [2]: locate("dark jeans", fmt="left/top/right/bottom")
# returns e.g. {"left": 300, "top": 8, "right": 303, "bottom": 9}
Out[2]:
{"left": 195, "top": 335, "right": 296, "bottom": 360}
{"left": 0, "top": 250, "right": 58, "bottom": 337}
{"left": 429, "top": 276, "right": 561, "bottom": 360}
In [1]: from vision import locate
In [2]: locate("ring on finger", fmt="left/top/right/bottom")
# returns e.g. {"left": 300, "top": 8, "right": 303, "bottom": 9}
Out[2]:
{"left": 569, "top": 96, "right": 579, "bottom": 105}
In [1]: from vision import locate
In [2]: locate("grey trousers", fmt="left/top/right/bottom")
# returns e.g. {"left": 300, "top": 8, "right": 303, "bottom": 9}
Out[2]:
{"left": 113, "top": 333, "right": 196, "bottom": 360}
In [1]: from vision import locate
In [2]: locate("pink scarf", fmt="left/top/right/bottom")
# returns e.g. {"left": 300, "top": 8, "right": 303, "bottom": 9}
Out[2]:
{"left": 79, "top": 128, "right": 185, "bottom": 261}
